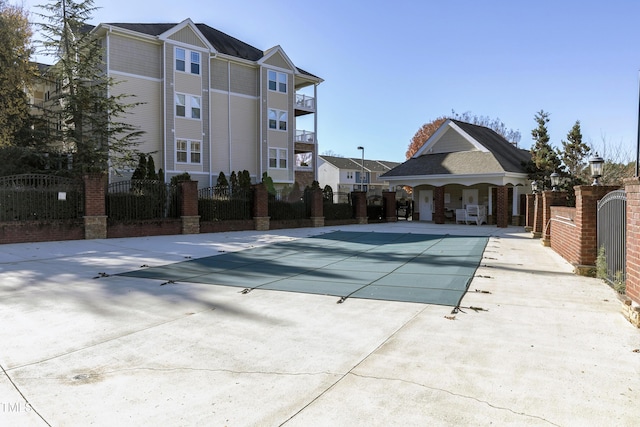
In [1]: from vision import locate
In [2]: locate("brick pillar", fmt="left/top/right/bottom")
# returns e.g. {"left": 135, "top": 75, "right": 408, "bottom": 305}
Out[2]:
{"left": 434, "top": 186, "right": 445, "bottom": 224}
{"left": 541, "top": 190, "right": 567, "bottom": 246}
{"left": 496, "top": 186, "right": 509, "bottom": 228}
{"left": 351, "top": 191, "right": 368, "bottom": 224}
{"left": 382, "top": 191, "right": 397, "bottom": 222}
{"left": 83, "top": 173, "right": 107, "bottom": 239}
{"left": 623, "top": 178, "right": 640, "bottom": 325}
{"left": 524, "top": 194, "right": 535, "bottom": 232}
{"left": 179, "top": 180, "right": 200, "bottom": 234}
{"left": 573, "top": 185, "right": 618, "bottom": 267}
{"left": 309, "top": 187, "right": 324, "bottom": 227}
{"left": 252, "top": 183, "right": 270, "bottom": 231}
{"left": 532, "top": 193, "right": 543, "bottom": 238}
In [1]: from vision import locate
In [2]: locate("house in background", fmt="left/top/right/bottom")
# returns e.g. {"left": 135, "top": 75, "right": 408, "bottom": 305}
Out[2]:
{"left": 381, "top": 119, "right": 532, "bottom": 225}
{"left": 32, "top": 18, "right": 322, "bottom": 189}
{"left": 318, "top": 155, "right": 404, "bottom": 202}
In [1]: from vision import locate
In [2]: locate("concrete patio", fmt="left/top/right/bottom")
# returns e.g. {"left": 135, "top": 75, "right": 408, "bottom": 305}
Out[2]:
{"left": 0, "top": 222, "right": 638, "bottom": 426}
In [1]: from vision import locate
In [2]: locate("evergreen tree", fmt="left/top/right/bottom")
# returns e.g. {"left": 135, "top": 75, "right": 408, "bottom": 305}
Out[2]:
{"left": 261, "top": 172, "right": 276, "bottom": 195}
{"left": 559, "top": 120, "right": 590, "bottom": 180}
{"left": 229, "top": 171, "right": 238, "bottom": 194}
{"left": 0, "top": 1, "right": 34, "bottom": 147}
{"left": 239, "top": 170, "right": 251, "bottom": 191}
{"left": 131, "top": 153, "right": 147, "bottom": 180}
{"left": 146, "top": 155, "right": 158, "bottom": 180}
{"left": 215, "top": 171, "right": 229, "bottom": 195}
{"left": 35, "top": 0, "right": 145, "bottom": 175}
{"left": 527, "top": 110, "right": 561, "bottom": 189}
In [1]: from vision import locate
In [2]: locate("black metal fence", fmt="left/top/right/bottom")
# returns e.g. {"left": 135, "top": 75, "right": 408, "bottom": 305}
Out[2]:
{"left": 0, "top": 174, "right": 84, "bottom": 221}
{"left": 198, "top": 187, "right": 252, "bottom": 221}
{"left": 323, "top": 191, "right": 353, "bottom": 220}
{"left": 597, "top": 189, "right": 626, "bottom": 291}
{"left": 107, "top": 180, "right": 178, "bottom": 221}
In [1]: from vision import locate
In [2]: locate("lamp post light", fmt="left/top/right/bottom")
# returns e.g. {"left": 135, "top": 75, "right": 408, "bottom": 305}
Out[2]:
{"left": 550, "top": 172, "right": 560, "bottom": 192}
{"left": 357, "top": 146, "right": 364, "bottom": 191}
{"left": 589, "top": 152, "right": 604, "bottom": 186}
{"left": 531, "top": 180, "right": 539, "bottom": 194}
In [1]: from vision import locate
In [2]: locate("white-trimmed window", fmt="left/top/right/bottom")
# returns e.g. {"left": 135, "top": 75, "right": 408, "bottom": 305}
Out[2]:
{"left": 176, "top": 139, "right": 201, "bottom": 164}
{"left": 269, "top": 148, "right": 287, "bottom": 169}
{"left": 175, "top": 48, "right": 200, "bottom": 75}
{"left": 268, "top": 109, "right": 287, "bottom": 131}
{"left": 347, "top": 172, "right": 353, "bottom": 180}
{"left": 175, "top": 93, "right": 201, "bottom": 120}
{"left": 268, "top": 70, "right": 287, "bottom": 93}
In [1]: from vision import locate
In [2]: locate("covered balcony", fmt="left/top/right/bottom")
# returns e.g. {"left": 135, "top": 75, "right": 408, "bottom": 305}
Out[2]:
{"left": 294, "top": 93, "right": 315, "bottom": 116}
{"left": 295, "top": 129, "right": 315, "bottom": 144}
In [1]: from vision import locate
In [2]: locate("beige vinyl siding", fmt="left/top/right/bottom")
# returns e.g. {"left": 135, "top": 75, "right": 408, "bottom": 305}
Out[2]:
{"left": 211, "top": 59, "right": 229, "bottom": 91}
{"left": 210, "top": 92, "right": 229, "bottom": 173}
{"left": 109, "top": 34, "right": 162, "bottom": 79}
{"left": 230, "top": 96, "right": 258, "bottom": 173}
{"left": 174, "top": 72, "right": 202, "bottom": 97}
{"left": 430, "top": 129, "right": 477, "bottom": 154}
{"left": 263, "top": 52, "right": 292, "bottom": 70}
{"left": 109, "top": 73, "right": 162, "bottom": 156}
{"left": 168, "top": 27, "right": 207, "bottom": 49}
{"left": 175, "top": 118, "right": 203, "bottom": 141}
{"left": 230, "top": 63, "right": 258, "bottom": 96}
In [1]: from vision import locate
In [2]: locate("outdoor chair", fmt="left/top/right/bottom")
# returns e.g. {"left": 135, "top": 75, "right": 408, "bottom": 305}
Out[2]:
{"left": 465, "top": 204, "right": 487, "bottom": 225}
{"left": 455, "top": 209, "right": 467, "bottom": 224}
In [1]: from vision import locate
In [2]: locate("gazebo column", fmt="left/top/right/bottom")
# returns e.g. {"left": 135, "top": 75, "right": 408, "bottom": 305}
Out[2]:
{"left": 434, "top": 186, "right": 445, "bottom": 224}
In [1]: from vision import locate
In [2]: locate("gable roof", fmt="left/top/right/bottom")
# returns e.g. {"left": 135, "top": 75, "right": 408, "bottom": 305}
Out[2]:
{"left": 382, "top": 119, "right": 531, "bottom": 179}
{"left": 100, "top": 22, "right": 320, "bottom": 79}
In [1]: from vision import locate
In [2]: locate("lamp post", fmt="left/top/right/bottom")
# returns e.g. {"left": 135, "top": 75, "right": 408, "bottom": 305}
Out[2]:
{"left": 531, "top": 180, "right": 539, "bottom": 194}
{"left": 357, "top": 146, "right": 364, "bottom": 191}
{"left": 589, "top": 152, "right": 604, "bottom": 186}
{"left": 550, "top": 172, "right": 560, "bottom": 192}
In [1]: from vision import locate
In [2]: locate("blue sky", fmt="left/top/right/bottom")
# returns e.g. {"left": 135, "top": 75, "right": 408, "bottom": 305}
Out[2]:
{"left": 22, "top": 0, "right": 640, "bottom": 163}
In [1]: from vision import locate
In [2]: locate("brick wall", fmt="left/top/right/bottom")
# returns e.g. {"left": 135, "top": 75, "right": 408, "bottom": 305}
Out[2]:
{"left": 0, "top": 220, "right": 84, "bottom": 244}
{"left": 496, "top": 186, "right": 509, "bottom": 228}
{"left": 434, "top": 187, "right": 445, "bottom": 224}
{"left": 549, "top": 206, "right": 579, "bottom": 266}
{"left": 624, "top": 178, "right": 640, "bottom": 306}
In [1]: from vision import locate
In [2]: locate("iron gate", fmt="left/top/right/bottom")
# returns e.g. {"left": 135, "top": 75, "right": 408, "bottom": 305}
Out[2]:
{"left": 597, "top": 189, "right": 626, "bottom": 288}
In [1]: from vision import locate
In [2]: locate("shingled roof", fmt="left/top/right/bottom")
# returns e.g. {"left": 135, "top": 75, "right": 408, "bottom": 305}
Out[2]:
{"left": 382, "top": 120, "right": 530, "bottom": 178}
{"left": 103, "top": 22, "right": 319, "bottom": 78}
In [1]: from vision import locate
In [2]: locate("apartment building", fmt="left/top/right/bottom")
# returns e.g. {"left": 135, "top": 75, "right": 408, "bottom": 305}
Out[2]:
{"left": 32, "top": 18, "right": 322, "bottom": 188}
{"left": 318, "top": 155, "right": 403, "bottom": 202}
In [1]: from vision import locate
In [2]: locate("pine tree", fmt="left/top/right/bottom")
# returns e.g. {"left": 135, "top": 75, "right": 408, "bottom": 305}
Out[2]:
{"left": 35, "top": 0, "right": 145, "bottom": 175}
{"left": 0, "top": 1, "right": 35, "bottom": 147}
{"left": 527, "top": 110, "right": 561, "bottom": 189}
{"left": 229, "top": 171, "right": 238, "bottom": 195}
{"left": 131, "top": 153, "right": 147, "bottom": 180}
{"left": 559, "top": 120, "right": 590, "bottom": 180}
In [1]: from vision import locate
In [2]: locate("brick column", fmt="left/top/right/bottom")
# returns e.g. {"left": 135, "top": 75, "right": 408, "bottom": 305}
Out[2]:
{"left": 382, "top": 191, "right": 397, "bottom": 222}
{"left": 496, "top": 186, "right": 509, "bottom": 228}
{"left": 623, "top": 178, "right": 640, "bottom": 325}
{"left": 309, "top": 187, "right": 324, "bottom": 227}
{"left": 541, "top": 190, "right": 567, "bottom": 246}
{"left": 83, "top": 173, "right": 107, "bottom": 239}
{"left": 572, "top": 186, "right": 618, "bottom": 270}
{"left": 532, "top": 193, "right": 543, "bottom": 238}
{"left": 524, "top": 194, "right": 535, "bottom": 232}
{"left": 252, "top": 183, "right": 270, "bottom": 231}
{"left": 179, "top": 180, "right": 200, "bottom": 234}
{"left": 351, "top": 191, "right": 368, "bottom": 224}
{"left": 434, "top": 186, "right": 445, "bottom": 224}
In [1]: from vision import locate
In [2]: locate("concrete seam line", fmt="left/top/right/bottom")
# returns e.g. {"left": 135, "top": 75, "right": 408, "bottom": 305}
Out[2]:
{"left": 278, "top": 305, "right": 431, "bottom": 426}
{"left": 0, "top": 363, "right": 53, "bottom": 427}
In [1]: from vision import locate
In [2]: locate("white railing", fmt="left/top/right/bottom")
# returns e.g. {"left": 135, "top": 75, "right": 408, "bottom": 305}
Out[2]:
{"left": 295, "top": 130, "right": 315, "bottom": 144}
{"left": 295, "top": 94, "right": 315, "bottom": 111}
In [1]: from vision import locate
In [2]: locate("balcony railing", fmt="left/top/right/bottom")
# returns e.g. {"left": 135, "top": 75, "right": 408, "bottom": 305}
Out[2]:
{"left": 295, "top": 94, "right": 315, "bottom": 112}
{"left": 295, "top": 130, "right": 315, "bottom": 144}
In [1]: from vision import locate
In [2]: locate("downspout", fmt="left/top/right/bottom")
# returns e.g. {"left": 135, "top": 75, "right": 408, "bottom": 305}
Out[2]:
{"left": 314, "top": 82, "right": 318, "bottom": 182}
{"left": 162, "top": 43, "right": 167, "bottom": 182}
{"left": 259, "top": 67, "right": 263, "bottom": 181}
{"left": 228, "top": 61, "right": 232, "bottom": 176}
{"left": 208, "top": 53, "right": 214, "bottom": 187}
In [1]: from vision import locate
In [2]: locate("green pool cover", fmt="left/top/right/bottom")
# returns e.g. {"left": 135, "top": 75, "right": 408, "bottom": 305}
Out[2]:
{"left": 118, "top": 231, "right": 489, "bottom": 307}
